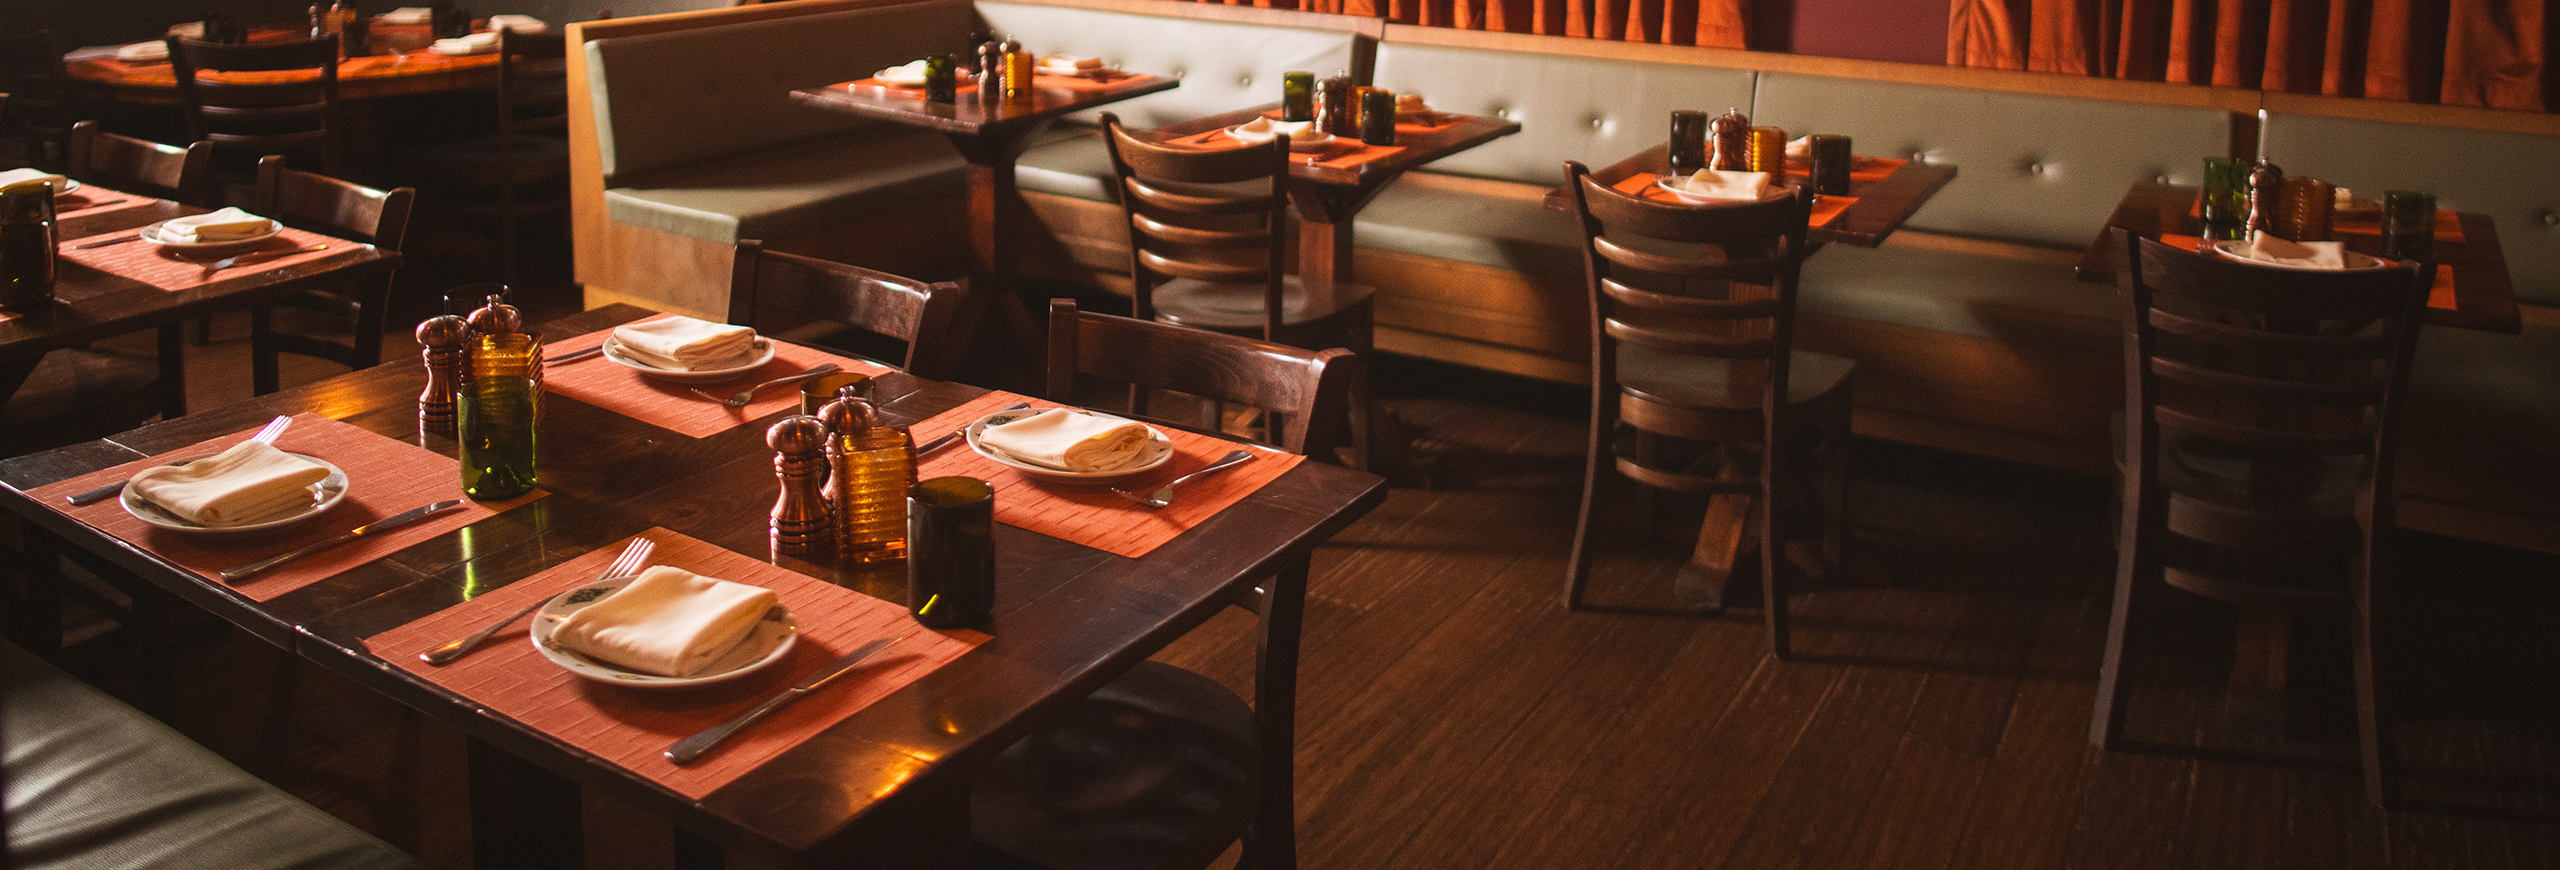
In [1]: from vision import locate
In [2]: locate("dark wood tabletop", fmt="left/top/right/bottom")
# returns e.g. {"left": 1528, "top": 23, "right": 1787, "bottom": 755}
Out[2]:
{"left": 0, "top": 303, "right": 1387, "bottom": 866}
{"left": 2075, "top": 182, "right": 2522, "bottom": 333}
{"left": 788, "top": 72, "right": 1180, "bottom": 142}
{"left": 65, "top": 45, "right": 501, "bottom": 106}
{"left": 1542, "top": 143, "right": 1959, "bottom": 248}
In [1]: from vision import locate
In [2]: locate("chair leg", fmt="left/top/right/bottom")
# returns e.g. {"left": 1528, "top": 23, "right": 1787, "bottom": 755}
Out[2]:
{"left": 1564, "top": 395, "right": 1612, "bottom": 610}
{"left": 2089, "top": 495, "right": 2155, "bottom": 749}
{"left": 1760, "top": 476, "right": 1788, "bottom": 659}
{"left": 2353, "top": 546, "right": 2394, "bottom": 808}
{"left": 249, "top": 306, "right": 281, "bottom": 395}
{"left": 1819, "top": 391, "right": 1852, "bottom": 579}
{"left": 154, "top": 322, "right": 188, "bottom": 419}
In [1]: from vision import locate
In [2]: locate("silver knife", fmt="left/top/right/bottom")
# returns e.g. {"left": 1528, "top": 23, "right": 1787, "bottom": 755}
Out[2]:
{"left": 217, "top": 499, "right": 468, "bottom": 582}
{"left": 916, "top": 401, "right": 1031, "bottom": 456}
{"left": 665, "top": 635, "right": 905, "bottom": 765}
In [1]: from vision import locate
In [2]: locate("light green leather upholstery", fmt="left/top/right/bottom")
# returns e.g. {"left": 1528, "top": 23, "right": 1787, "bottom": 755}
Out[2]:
{"left": 3, "top": 641, "right": 425, "bottom": 870}
{"left": 1371, "top": 43, "right": 1757, "bottom": 187}
{"left": 603, "top": 130, "right": 964, "bottom": 244}
{"left": 1014, "top": 129, "right": 1117, "bottom": 203}
{"left": 1797, "top": 244, "right": 2117, "bottom": 354}
{"left": 1753, "top": 73, "right": 2230, "bottom": 249}
{"left": 1354, "top": 184, "right": 1584, "bottom": 277}
{"left": 976, "top": 1, "right": 1365, "bottom": 130}
{"left": 2409, "top": 319, "right": 2560, "bottom": 418}
{"left": 2261, "top": 113, "right": 2560, "bottom": 307}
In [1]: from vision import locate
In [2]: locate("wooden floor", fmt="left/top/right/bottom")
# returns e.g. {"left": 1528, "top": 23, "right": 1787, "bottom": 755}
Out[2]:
{"left": 31, "top": 314, "right": 2560, "bottom": 869}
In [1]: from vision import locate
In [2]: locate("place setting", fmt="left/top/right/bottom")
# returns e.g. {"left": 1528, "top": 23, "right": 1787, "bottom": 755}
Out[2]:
{"left": 0, "top": 168, "right": 152, "bottom": 220}
{"left": 541, "top": 314, "right": 892, "bottom": 437}
{"left": 57, "top": 206, "right": 350, "bottom": 291}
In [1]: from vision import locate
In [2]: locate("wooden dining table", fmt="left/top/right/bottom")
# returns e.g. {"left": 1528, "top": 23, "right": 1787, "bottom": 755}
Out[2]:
{"left": 63, "top": 40, "right": 502, "bottom": 107}
{"left": 2075, "top": 181, "right": 2523, "bottom": 334}
{"left": 1541, "top": 142, "right": 1960, "bottom": 249}
{"left": 0, "top": 183, "right": 398, "bottom": 407}
{"left": 0, "top": 303, "right": 1387, "bottom": 868}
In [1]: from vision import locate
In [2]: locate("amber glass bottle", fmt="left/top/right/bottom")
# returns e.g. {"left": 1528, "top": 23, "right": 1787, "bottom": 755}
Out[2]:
{"left": 0, "top": 181, "right": 57, "bottom": 313}
{"left": 822, "top": 397, "right": 915, "bottom": 565}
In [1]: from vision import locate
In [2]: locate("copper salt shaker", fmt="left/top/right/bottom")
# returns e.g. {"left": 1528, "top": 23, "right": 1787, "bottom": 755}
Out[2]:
{"left": 1709, "top": 108, "right": 1751, "bottom": 172}
{"left": 2245, "top": 159, "right": 2284, "bottom": 239}
{"left": 416, "top": 314, "right": 466, "bottom": 438}
{"left": 769, "top": 415, "right": 831, "bottom": 557}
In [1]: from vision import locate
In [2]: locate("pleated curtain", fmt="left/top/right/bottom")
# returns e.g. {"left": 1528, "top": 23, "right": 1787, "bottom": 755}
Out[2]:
{"left": 1193, "top": 0, "right": 1757, "bottom": 47}
{"left": 1947, "top": 0, "right": 2550, "bottom": 111}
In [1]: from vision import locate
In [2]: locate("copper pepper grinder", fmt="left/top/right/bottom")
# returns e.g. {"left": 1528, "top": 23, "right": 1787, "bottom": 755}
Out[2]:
{"left": 1708, "top": 107, "right": 1751, "bottom": 172}
{"left": 2245, "top": 159, "right": 2284, "bottom": 239}
{"left": 768, "top": 415, "right": 832, "bottom": 558}
{"left": 416, "top": 313, "right": 467, "bottom": 438}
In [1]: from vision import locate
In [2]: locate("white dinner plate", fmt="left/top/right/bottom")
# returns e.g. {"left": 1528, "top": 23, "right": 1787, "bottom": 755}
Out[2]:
{"left": 965, "top": 408, "right": 1174, "bottom": 483}
{"left": 138, "top": 218, "right": 284, "bottom": 254}
{"left": 529, "top": 576, "right": 800, "bottom": 687}
{"left": 119, "top": 453, "right": 349, "bottom": 535}
{"left": 1652, "top": 177, "right": 1795, "bottom": 205}
{"left": 2209, "top": 239, "right": 2388, "bottom": 271}
{"left": 600, "top": 335, "right": 777, "bottom": 383}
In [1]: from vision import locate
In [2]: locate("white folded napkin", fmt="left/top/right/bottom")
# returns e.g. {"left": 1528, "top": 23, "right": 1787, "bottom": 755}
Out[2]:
{"left": 1784, "top": 135, "right": 1812, "bottom": 158}
{"left": 611, "top": 316, "right": 756, "bottom": 371}
{"left": 1039, "top": 54, "right": 1100, "bottom": 73}
{"left": 379, "top": 7, "right": 434, "bottom": 25}
{"left": 1395, "top": 92, "right": 1430, "bottom": 115}
{"left": 0, "top": 168, "right": 68, "bottom": 194}
{"left": 1675, "top": 169, "right": 1776, "bottom": 201}
{"left": 2237, "top": 233, "right": 2348, "bottom": 269}
{"left": 874, "top": 59, "right": 932, "bottom": 86}
{"left": 116, "top": 41, "right": 170, "bottom": 63}
{"left": 1226, "top": 115, "right": 1312, "bottom": 143}
{"left": 487, "top": 14, "right": 547, "bottom": 32}
{"left": 165, "top": 22, "right": 205, "bottom": 38}
{"left": 157, "top": 207, "right": 279, "bottom": 243}
{"left": 127, "top": 440, "right": 329, "bottom": 527}
{"left": 979, "top": 409, "right": 1152, "bottom": 472}
{"left": 430, "top": 31, "right": 500, "bottom": 55}
{"left": 549, "top": 566, "right": 779, "bottom": 678}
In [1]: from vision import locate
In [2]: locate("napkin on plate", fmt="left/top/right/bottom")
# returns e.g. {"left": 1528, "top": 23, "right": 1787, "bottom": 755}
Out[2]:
{"left": 379, "top": 6, "right": 434, "bottom": 24}
{"left": 874, "top": 59, "right": 933, "bottom": 86}
{"left": 487, "top": 14, "right": 547, "bottom": 32}
{"left": 979, "top": 409, "right": 1152, "bottom": 472}
{"left": 0, "top": 168, "right": 67, "bottom": 193}
{"left": 116, "top": 41, "right": 170, "bottom": 63}
{"left": 157, "top": 207, "right": 279, "bottom": 243}
{"left": 1784, "top": 135, "right": 1812, "bottom": 158}
{"left": 126, "top": 440, "right": 330, "bottom": 527}
{"left": 549, "top": 566, "right": 779, "bottom": 678}
{"left": 430, "top": 31, "right": 500, "bottom": 55}
{"left": 1675, "top": 169, "right": 1776, "bottom": 201}
{"left": 1225, "top": 115, "right": 1314, "bottom": 145}
{"left": 1395, "top": 93, "right": 1430, "bottom": 115}
{"left": 610, "top": 316, "right": 756, "bottom": 371}
{"left": 2238, "top": 233, "right": 2348, "bottom": 269}
{"left": 1039, "top": 54, "right": 1100, "bottom": 74}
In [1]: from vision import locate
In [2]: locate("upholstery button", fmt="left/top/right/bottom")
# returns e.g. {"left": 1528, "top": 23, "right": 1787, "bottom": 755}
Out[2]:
{"left": 1172, "top": 68, "right": 1187, "bottom": 78}
{"left": 2026, "top": 161, "right": 2045, "bottom": 175}
{"left": 2543, "top": 211, "right": 2558, "bottom": 227}
{"left": 1494, "top": 106, "right": 1512, "bottom": 119}
{"left": 2155, "top": 174, "right": 2171, "bottom": 185}
{"left": 1238, "top": 74, "right": 1253, "bottom": 87}
{"left": 1588, "top": 116, "right": 1605, "bottom": 130}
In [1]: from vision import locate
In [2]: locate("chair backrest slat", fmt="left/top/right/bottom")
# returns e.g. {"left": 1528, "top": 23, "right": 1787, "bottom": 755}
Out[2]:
{"left": 1101, "top": 113, "right": 1289, "bottom": 338}
{"left": 170, "top": 36, "right": 341, "bottom": 173}
{"left": 1045, "top": 299, "right": 1355, "bottom": 459}
{"left": 1566, "top": 160, "right": 1813, "bottom": 373}
{"left": 726, "top": 239, "right": 968, "bottom": 379}
{"left": 66, "top": 121, "right": 212, "bottom": 207}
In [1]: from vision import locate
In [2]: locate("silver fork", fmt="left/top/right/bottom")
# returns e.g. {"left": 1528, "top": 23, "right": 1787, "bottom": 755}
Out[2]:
{"left": 64, "top": 414, "right": 293, "bottom": 506}
{"left": 201, "top": 243, "right": 328, "bottom": 276}
{"left": 688, "top": 363, "right": 841, "bottom": 407}
{"left": 419, "top": 537, "right": 655, "bottom": 666}
{"left": 1110, "top": 450, "right": 1256, "bottom": 509}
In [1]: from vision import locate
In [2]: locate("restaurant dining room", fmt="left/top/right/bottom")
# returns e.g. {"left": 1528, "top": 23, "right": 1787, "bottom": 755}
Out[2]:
{"left": 5, "top": 0, "right": 2559, "bottom": 867}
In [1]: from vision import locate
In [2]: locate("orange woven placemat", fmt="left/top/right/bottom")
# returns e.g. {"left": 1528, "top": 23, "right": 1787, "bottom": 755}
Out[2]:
{"left": 909, "top": 392, "right": 1304, "bottom": 559}
{"left": 54, "top": 184, "right": 157, "bottom": 221}
{"left": 25, "top": 413, "right": 540, "bottom": 601}
{"left": 541, "top": 319, "right": 895, "bottom": 438}
{"left": 56, "top": 226, "right": 360, "bottom": 292}
{"left": 367, "top": 527, "right": 985, "bottom": 799}
{"left": 1610, "top": 172, "right": 1855, "bottom": 227}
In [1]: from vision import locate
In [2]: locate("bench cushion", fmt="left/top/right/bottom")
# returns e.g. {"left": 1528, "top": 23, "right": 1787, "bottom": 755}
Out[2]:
{"left": 3, "top": 641, "right": 424, "bottom": 870}
{"left": 1354, "top": 182, "right": 1585, "bottom": 277}
{"left": 2409, "top": 314, "right": 2560, "bottom": 419}
{"left": 1796, "top": 243, "right": 2118, "bottom": 354}
{"left": 1753, "top": 73, "right": 2231, "bottom": 249}
{"left": 604, "top": 130, "right": 966, "bottom": 244}
{"left": 586, "top": 0, "right": 977, "bottom": 181}
{"left": 1372, "top": 43, "right": 1756, "bottom": 187}
{"left": 2261, "top": 113, "right": 2560, "bottom": 306}
{"left": 974, "top": 1, "right": 1365, "bottom": 130}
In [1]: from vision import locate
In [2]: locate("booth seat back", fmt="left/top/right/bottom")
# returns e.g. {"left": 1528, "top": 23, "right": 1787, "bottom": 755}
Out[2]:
{"left": 587, "top": 0, "right": 977, "bottom": 183}
{"left": 1372, "top": 42, "right": 1755, "bottom": 187}
{"left": 1754, "top": 73, "right": 2231, "bottom": 249}
{"left": 975, "top": 0, "right": 1365, "bottom": 129}
{"left": 2262, "top": 113, "right": 2560, "bottom": 306}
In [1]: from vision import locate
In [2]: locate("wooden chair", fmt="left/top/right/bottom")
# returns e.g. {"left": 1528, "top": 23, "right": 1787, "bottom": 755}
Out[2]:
{"left": 167, "top": 35, "right": 342, "bottom": 179}
{"left": 1100, "top": 112, "right": 1374, "bottom": 464}
{"left": 67, "top": 120, "right": 213, "bottom": 207}
{"left": 2090, "top": 229, "right": 2429, "bottom": 809}
{"left": 403, "top": 27, "right": 570, "bottom": 283}
{"left": 1558, "top": 161, "right": 1852, "bottom": 658}
{"left": 0, "top": 30, "right": 72, "bottom": 168}
{"left": 726, "top": 239, "right": 970, "bottom": 380}
{"left": 245, "top": 155, "right": 414, "bottom": 395}
{"left": 967, "top": 299, "right": 1356, "bottom": 870}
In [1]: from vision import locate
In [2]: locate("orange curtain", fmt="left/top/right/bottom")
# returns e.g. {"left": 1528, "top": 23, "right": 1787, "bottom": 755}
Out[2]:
{"left": 1950, "top": 0, "right": 2551, "bottom": 110}
{"left": 1239, "top": 0, "right": 1755, "bottom": 45}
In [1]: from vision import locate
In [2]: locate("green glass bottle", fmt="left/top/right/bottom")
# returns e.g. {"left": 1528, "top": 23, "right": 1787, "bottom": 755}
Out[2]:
{"left": 0, "top": 180, "right": 57, "bottom": 313}
{"left": 458, "top": 294, "right": 540, "bottom": 500}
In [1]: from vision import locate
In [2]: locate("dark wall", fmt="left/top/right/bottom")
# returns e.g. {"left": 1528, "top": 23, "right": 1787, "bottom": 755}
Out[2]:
{"left": 6, "top": 0, "right": 696, "bottom": 51}
{"left": 1789, "top": 0, "right": 1944, "bottom": 65}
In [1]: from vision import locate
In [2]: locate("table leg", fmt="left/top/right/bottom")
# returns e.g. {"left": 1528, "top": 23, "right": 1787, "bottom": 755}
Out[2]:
{"left": 468, "top": 737, "right": 582, "bottom": 870}
{"left": 1296, "top": 214, "right": 1354, "bottom": 314}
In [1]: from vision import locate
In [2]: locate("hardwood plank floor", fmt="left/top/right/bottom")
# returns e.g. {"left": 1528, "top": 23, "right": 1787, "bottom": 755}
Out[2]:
{"left": 23, "top": 327, "right": 2560, "bottom": 870}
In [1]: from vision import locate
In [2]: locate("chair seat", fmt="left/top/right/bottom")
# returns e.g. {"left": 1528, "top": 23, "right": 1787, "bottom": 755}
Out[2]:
{"left": 1618, "top": 342, "right": 1856, "bottom": 411}
{"left": 972, "top": 661, "right": 1258, "bottom": 870}
{"left": 1, "top": 347, "right": 165, "bottom": 456}
{"left": 405, "top": 133, "right": 571, "bottom": 187}
{"left": 1153, "top": 275, "right": 1374, "bottom": 337}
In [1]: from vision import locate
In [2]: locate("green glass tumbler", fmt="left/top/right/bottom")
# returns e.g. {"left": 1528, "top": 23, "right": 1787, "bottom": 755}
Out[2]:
{"left": 2201, "top": 156, "right": 2247, "bottom": 241}
{"left": 0, "top": 181, "right": 56, "bottom": 313}
{"left": 1809, "top": 134, "right": 1853, "bottom": 196}
{"left": 2382, "top": 190, "right": 2436, "bottom": 262}
{"left": 1358, "top": 86, "right": 1396, "bottom": 146}
{"left": 1668, "top": 110, "right": 1708, "bottom": 177}
{"left": 1281, "top": 71, "right": 1316, "bottom": 123}
{"left": 458, "top": 333, "right": 541, "bottom": 501}
{"left": 923, "top": 54, "right": 956, "bottom": 103}
{"left": 908, "top": 476, "right": 994, "bottom": 629}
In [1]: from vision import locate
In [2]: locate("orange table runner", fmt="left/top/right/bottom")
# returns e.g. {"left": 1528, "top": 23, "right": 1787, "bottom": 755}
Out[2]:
{"left": 367, "top": 527, "right": 985, "bottom": 799}
{"left": 541, "top": 318, "right": 895, "bottom": 439}
{"left": 908, "top": 392, "right": 1304, "bottom": 559}
{"left": 2157, "top": 232, "right": 2458, "bottom": 312}
{"left": 1255, "top": 107, "right": 1467, "bottom": 135}
{"left": 25, "top": 414, "right": 539, "bottom": 602}
{"left": 54, "top": 184, "right": 156, "bottom": 221}
{"left": 1610, "top": 172, "right": 1856, "bottom": 227}
{"left": 56, "top": 226, "right": 360, "bottom": 292}
{"left": 841, "top": 77, "right": 981, "bottom": 97}
{"left": 1031, "top": 70, "right": 1156, "bottom": 92}
{"left": 1167, "top": 127, "right": 1405, "bottom": 169}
